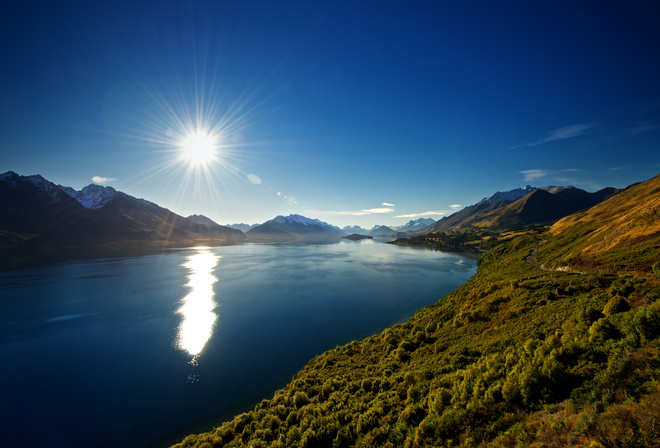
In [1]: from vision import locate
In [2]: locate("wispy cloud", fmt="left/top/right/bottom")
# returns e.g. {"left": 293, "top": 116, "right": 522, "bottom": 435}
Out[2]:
{"left": 607, "top": 164, "right": 634, "bottom": 171}
{"left": 511, "top": 124, "right": 593, "bottom": 149}
{"left": 394, "top": 210, "right": 452, "bottom": 219}
{"left": 449, "top": 204, "right": 462, "bottom": 210}
{"left": 333, "top": 207, "right": 395, "bottom": 216}
{"left": 519, "top": 168, "right": 582, "bottom": 183}
{"left": 381, "top": 202, "right": 395, "bottom": 207}
{"left": 92, "top": 176, "right": 117, "bottom": 184}
{"left": 520, "top": 169, "right": 552, "bottom": 182}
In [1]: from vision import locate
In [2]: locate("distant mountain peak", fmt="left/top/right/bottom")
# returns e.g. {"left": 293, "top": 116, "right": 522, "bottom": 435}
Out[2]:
{"left": 59, "top": 183, "right": 118, "bottom": 209}
{"left": 226, "top": 222, "right": 259, "bottom": 232}
{"left": 1, "top": 171, "right": 52, "bottom": 189}
{"left": 478, "top": 185, "right": 538, "bottom": 206}
{"left": 248, "top": 214, "right": 343, "bottom": 239}
{"left": 368, "top": 225, "right": 396, "bottom": 236}
{"left": 273, "top": 214, "right": 326, "bottom": 226}
{"left": 342, "top": 225, "right": 369, "bottom": 234}
{"left": 187, "top": 214, "right": 221, "bottom": 229}
{"left": 395, "top": 218, "right": 436, "bottom": 232}
{"left": 425, "top": 183, "right": 620, "bottom": 234}
{"left": 1, "top": 171, "right": 62, "bottom": 201}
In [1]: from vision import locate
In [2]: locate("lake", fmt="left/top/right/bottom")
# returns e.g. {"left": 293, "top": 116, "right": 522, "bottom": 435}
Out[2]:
{"left": 0, "top": 240, "right": 477, "bottom": 448}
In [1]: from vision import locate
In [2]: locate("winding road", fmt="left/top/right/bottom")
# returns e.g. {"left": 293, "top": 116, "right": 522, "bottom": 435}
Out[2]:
{"left": 527, "top": 248, "right": 551, "bottom": 271}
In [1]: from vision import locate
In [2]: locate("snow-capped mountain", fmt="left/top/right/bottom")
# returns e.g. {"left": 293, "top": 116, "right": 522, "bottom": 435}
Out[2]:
{"left": 342, "top": 225, "right": 369, "bottom": 234}
{"left": 0, "top": 171, "right": 63, "bottom": 200}
{"left": 271, "top": 214, "right": 342, "bottom": 230}
{"left": 476, "top": 185, "right": 538, "bottom": 206}
{"left": 248, "top": 214, "right": 344, "bottom": 240}
{"left": 59, "top": 183, "right": 158, "bottom": 210}
{"left": 59, "top": 184, "right": 118, "bottom": 209}
{"left": 424, "top": 184, "right": 620, "bottom": 234}
{"left": 395, "top": 218, "right": 436, "bottom": 232}
{"left": 0, "top": 171, "right": 245, "bottom": 264}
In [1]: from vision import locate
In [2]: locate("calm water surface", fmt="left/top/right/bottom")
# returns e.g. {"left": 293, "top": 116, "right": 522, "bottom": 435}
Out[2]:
{"left": 0, "top": 240, "right": 476, "bottom": 448}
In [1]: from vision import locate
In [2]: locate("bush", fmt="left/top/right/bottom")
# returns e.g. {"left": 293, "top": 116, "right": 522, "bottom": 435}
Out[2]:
{"left": 293, "top": 391, "right": 310, "bottom": 408}
{"left": 603, "top": 296, "right": 630, "bottom": 316}
{"left": 589, "top": 318, "right": 620, "bottom": 343}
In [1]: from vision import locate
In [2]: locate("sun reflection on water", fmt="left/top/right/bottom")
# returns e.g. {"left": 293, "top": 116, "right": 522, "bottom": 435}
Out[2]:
{"left": 176, "top": 248, "right": 219, "bottom": 358}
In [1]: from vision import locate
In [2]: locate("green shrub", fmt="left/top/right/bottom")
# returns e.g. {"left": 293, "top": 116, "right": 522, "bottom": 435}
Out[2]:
{"left": 589, "top": 318, "right": 620, "bottom": 343}
{"left": 293, "top": 391, "right": 310, "bottom": 408}
{"left": 603, "top": 296, "right": 631, "bottom": 316}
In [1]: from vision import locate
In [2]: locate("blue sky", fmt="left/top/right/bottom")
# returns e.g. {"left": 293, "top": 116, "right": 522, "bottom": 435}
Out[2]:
{"left": 1, "top": 1, "right": 659, "bottom": 228}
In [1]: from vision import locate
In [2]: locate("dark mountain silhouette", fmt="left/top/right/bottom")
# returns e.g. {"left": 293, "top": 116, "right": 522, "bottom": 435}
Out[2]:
{"left": 0, "top": 171, "right": 245, "bottom": 265}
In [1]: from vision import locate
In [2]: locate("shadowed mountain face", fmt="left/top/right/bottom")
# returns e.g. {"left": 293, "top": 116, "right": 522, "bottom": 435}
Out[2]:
{"left": 0, "top": 172, "right": 86, "bottom": 236}
{"left": 0, "top": 172, "right": 245, "bottom": 263}
{"left": 425, "top": 185, "right": 620, "bottom": 233}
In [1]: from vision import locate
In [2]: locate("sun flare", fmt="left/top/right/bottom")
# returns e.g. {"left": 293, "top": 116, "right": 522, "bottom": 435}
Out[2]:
{"left": 180, "top": 131, "right": 217, "bottom": 166}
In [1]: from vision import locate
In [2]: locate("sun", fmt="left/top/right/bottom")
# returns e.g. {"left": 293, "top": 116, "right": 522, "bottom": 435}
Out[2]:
{"left": 180, "top": 131, "right": 217, "bottom": 166}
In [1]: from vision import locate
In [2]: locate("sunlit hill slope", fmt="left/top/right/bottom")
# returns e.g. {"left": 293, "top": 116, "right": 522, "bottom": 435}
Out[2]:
{"left": 538, "top": 173, "right": 660, "bottom": 276}
{"left": 172, "top": 173, "right": 660, "bottom": 448}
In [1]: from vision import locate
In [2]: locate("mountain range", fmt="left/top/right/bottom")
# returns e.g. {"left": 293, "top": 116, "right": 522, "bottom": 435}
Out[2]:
{"left": 226, "top": 222, "right": 259, "bottom": 232}
{"left": 0, "top": 171, "right": 244, "bottom": 266}
{"left": 0, "top": 170, "right": 624, "bottom": 264}
{"left": 368, "top": 225, "right": 397, "bottom": 237}
{"left": 340, "top": 219, "right": 436, "bottom": 237}
{"left": 247, "top": 214, "right": 345, "bottom": 241}
{"left": 424, "top": 184, "right": 620, "bottom": 233}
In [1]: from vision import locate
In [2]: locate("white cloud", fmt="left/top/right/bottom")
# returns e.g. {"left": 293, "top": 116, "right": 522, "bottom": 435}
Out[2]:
{"left": 92, "top": 176, "right": 117, "bottom": 184}
{"left": 334, "top": 207, "right": 394, "bottom": 216}
{"left": 520, "top": 168, "right": 586, "bottom": 186}
{"left": 381, "top": 202, "right": 395, "bottom": 207}
{"left": 449, "top": 204, "right": 462, "bottom": 210}
{"left": 394, "top": 210, "right": 451, "bottom": 219}
{"left": 520, "top": 169, "right": 550, "bottom": 181}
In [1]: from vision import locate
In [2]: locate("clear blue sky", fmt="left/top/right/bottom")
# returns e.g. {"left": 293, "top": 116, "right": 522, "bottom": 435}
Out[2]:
{"left": 2, "top": 1, "right": 659, "bottom": 228}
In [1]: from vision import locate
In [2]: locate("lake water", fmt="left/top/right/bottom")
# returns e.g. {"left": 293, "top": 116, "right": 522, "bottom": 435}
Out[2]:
{"left": 0, "top": 240, "right": 476, "bottom": 448}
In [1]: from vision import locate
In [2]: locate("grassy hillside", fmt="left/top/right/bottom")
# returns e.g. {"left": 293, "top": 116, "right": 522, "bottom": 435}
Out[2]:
{"left": 171, "top": 177, "right": 660, "bottom": 448}
{"left": 537, "top": 174, "right": 660, "bottom": 276}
